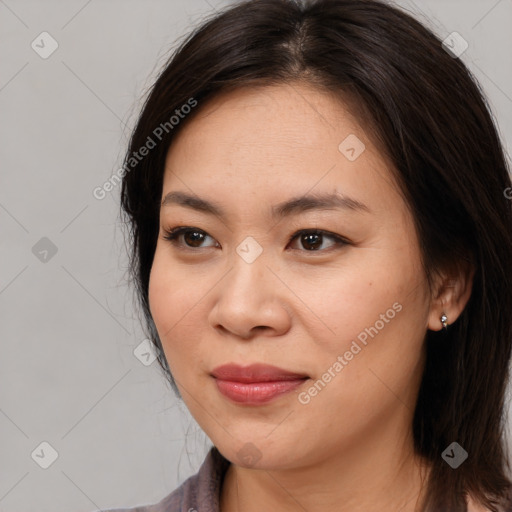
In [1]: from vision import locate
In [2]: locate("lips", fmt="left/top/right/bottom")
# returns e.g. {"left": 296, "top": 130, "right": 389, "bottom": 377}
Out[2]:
{"left": 211, "top": 363, "right": 309, "bottom": 404}
{"left": 211, "top": 363, "right": 309, "bottom": 383}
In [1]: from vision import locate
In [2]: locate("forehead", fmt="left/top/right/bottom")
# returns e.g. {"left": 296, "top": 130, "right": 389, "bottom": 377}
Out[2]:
{"left": 169, "top": 83, "right": 363, "bottom": 154}
{"left": 162, "top": 83, "right": 401, "bottom": 214}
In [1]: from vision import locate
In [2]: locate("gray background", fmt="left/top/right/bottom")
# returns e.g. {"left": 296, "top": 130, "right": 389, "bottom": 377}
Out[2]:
{"left": 1, "top": 0, "right": 511, "bottom": 511}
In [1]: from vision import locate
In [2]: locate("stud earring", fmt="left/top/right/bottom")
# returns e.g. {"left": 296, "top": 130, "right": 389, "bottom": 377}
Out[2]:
{"left": 440, "top": 313, "right": 448, "bottom": 330}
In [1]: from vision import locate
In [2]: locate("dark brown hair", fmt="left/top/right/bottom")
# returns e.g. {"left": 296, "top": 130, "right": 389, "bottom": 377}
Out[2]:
{"left": 119, "top": 0, "right": 512, "bottom": 509}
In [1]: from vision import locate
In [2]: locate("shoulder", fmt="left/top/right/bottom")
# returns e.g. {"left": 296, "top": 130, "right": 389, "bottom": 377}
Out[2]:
{"left": 99, "top": 446, "right": 231, "bottom": 512}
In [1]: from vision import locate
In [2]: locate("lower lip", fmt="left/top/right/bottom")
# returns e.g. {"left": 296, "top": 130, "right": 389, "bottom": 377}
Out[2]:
{"left": 214, "top": 378, "right": 308, "bottom": 404}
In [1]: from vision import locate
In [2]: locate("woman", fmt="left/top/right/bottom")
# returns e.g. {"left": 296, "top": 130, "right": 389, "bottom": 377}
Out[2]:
{"left": 108, "top": 0, "right": 512, "bottom": 510}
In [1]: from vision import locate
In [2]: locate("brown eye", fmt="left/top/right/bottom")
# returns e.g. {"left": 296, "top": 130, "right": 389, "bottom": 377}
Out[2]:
{"left": 183, "top": 230, "right": 206, "bottom": 247}
{"left": 288, "top": 229, "right": 348, "bottom": 252}
{"left": 300, "top": 232, "right": 323, "bottom": 250}
{"left": 162, "top": 226, "right": 348, "bottom": 253}
{"left": 162, "top": 227, "right": 219, "bottom": 249}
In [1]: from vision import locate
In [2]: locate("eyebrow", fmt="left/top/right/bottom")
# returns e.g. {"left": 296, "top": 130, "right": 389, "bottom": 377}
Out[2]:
{"left": 161, "top": 190, "right": 371, "bottom": 219}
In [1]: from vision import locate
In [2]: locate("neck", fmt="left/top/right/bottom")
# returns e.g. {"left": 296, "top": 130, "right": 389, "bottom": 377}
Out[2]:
{"left": 220, "top": 417, "right": 432, "bottom": 512}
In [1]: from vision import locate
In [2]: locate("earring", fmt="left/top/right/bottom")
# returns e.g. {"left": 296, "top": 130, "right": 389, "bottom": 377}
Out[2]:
{"left": 440, "top": 313, "right": 448, "bottom": 330}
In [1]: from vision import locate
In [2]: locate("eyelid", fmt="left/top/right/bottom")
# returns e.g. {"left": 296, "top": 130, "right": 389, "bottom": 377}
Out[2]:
{"left": 161, "top": 226, "right": 350, "bottom": 252}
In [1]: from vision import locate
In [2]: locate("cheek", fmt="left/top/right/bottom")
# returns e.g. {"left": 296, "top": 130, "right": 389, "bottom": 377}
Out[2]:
{"left": 289, "top": 260, "right": 402, "bottom": 354}
{"left": 147, "top": 249, "right": 220, "bottom": 382}
{"left": 297, "top": 249, "right": 429, "bottom": 386}
{"left": 148, "top": 254, "right": 175, "bottom": 332}
{"left": 149, "top": 249, "right": 201, "bottom": 326}
{"left": 147, "top": 252, "right": 202, "bottom": 352}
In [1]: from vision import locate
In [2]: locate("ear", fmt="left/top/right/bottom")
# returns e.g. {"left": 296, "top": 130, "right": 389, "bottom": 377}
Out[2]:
{"left": 427, "top": 259, "right": 475, "bottom": 331}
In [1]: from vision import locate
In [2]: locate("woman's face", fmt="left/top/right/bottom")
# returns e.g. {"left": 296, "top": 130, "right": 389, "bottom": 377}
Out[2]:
{"left": 148, "top": 83, "right": 434, "bottom": 469}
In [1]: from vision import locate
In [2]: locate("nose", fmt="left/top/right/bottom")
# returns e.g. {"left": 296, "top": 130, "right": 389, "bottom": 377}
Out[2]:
{"left": 208, "top": 254, "right": 292, "bottom": 339}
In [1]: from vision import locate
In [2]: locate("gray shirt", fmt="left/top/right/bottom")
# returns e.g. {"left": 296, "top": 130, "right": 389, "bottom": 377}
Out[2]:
{"left": 103, "top": 446, "right": 230, "bottom": 512}
{"left": 102, "top": 447, "right": 512, "bottom": 512}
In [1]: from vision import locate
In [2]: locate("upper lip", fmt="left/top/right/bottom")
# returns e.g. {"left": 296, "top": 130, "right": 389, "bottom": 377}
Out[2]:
{"left": 211, "top": 363, "right": 309, "bottom": 383}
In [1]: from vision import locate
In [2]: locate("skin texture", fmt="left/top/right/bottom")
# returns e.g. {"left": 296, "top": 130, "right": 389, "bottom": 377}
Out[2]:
{"left": 148, "top": 82, "right": 474, "bottom": 512}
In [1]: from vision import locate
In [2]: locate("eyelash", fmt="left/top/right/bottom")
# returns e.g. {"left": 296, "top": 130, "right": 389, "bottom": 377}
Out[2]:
{"left": 162, "top": 226, "right": 349, "bottom": 253}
